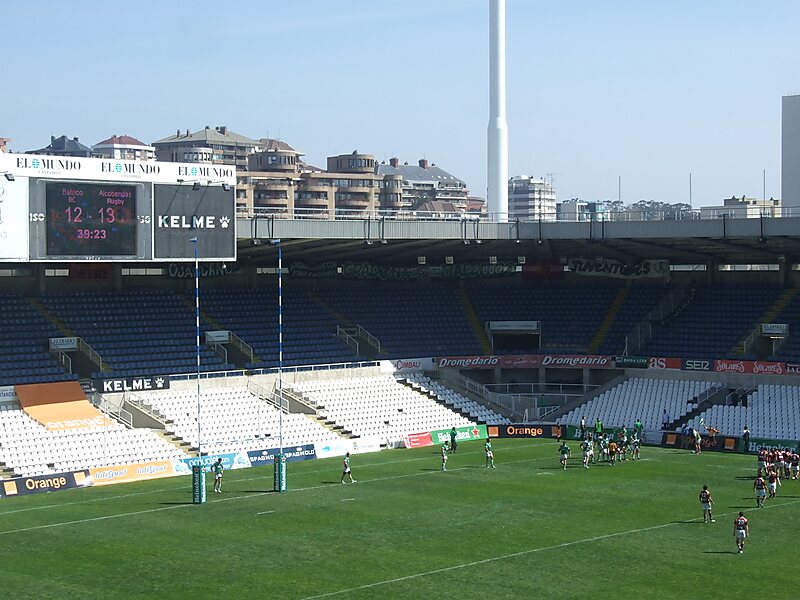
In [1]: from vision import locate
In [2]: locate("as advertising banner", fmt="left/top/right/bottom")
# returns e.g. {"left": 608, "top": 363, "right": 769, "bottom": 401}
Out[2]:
{"left": 96, "top": 375, "right": 170, "bottom": 393}
{"left": 436, "top": 354, "right": 613, "bottom": 370}
{"left": 2, "top": 470, "right": 92, "bottom": 497}
{"left": 488, "top": 424, "right": 563, "bottom": 439}
{"left": 89, "top": 460, "right": 177, "bottom": 486}
{"left": 153, "top": 183, "right": 235, "bottom": 261}
{"left": 646, "top": 357, "right": 683, "bottom": 370}
{"left": 429, "top": 425, "right": 488, "bottom": 446}
{"left": 565, "top": 424, "right": 628, "bottom": 440}
{"left": 247, "top": 444, "right": 316, "bottom": 466}
{"left": 660, "top": 432, "right": 739, "bottom": 453}
{"left": 745, "top": 438, "right": 799, "bottom": 454}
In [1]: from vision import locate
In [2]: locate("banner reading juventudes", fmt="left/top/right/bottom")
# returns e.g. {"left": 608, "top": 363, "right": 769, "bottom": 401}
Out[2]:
{"left": 568, "top": 258, "right": 670, "bottom": 279}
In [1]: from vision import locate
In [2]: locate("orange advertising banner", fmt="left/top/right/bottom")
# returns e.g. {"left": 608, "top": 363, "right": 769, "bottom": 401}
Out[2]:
{"left": 89, "top": 460, "right": 177, "bottom": 486}
{"left": 15, "top": 381, "right": 113, "bottom": 431}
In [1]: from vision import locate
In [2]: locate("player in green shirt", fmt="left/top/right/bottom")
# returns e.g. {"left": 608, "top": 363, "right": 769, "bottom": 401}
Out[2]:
{"left": 558, "top": 442, "right": 571, "bottom": 470}
{"left": 485, "top": 440, "right": 495, "bottom": 468}
{"left": 211, "top": 458, "right": 224, "bottom": 493}
{"left": 594, "top": 418, "right": 603, "bottom": 441}
{"left": 340, "top": 452, "right": 356, "bottom": 483}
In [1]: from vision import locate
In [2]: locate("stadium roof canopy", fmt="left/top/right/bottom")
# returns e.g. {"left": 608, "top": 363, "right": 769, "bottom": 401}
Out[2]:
{"left": 234, "top": 215, "right": 800, "bottom": 267}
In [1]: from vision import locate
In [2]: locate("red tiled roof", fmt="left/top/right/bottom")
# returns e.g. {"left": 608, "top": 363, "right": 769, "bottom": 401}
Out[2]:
{"left": 95, "top": 134, "right": 148, "bottom": 146}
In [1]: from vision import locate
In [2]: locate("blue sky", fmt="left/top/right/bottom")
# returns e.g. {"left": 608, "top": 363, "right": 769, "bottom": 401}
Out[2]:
{"left": 2, "top": 0, "right": 797, "bottom": 207}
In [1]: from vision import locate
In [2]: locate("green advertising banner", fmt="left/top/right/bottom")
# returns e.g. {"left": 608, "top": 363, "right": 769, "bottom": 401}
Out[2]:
{"left": 565, "top": 424, "right": 631, "bottom": 440}
{"left": 614, "top": 356, "right": 649, "bottom": 368}
{"left": 745, "top": 438, "right": 799, "bottom": 454}
{"left": 429, "top": 425, "right": 488, "bottom": 446}
{"left": 192, "top": 465, "right": 206, "bottom": 504}
{"left": 273, "top": 454, "right": 287, "bottom": 492}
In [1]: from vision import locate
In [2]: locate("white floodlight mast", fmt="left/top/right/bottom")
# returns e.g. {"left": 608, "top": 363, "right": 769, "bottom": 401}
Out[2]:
{"left": 488, "top": 0, "right": 509, "bottom": 222}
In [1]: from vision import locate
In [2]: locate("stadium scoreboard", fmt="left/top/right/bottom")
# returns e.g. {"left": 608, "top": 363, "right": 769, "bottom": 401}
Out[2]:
{"left": 0, "top": 153, "right": 236, "bottom": 262}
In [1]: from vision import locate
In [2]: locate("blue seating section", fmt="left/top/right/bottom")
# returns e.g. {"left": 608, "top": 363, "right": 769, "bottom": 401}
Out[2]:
{"left": 0, "top": 294, "right": 76, "bottom": 386}
{"left": 642, "top": 284, "right": 782, "bottom": 359}
{"left": 467, "top": 282, "right": 664, "bottom": 354}
{"left": 597, "top": 284, "right": 667, "bottom": 355}
{"left": 41, "top": 290, "right": 234, "bottom": 378}
{"left": 767, "top": 292, "right": 800, "bottom": 362}
{"left": 6, "top": 280, "right": 796, "bottom": 385}
{"left": 321, "top": 283, "right": 482, "bottom": 358}
{"left": 196, "top": 288, "right": 359, "bottom": 368}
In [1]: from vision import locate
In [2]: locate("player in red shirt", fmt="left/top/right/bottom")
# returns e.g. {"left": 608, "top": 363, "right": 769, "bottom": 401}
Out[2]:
{"left": 757, "top": 448, "right": 768, "bottom": 473}
{"left": 767, "top": 469, "right": 781, "bottom": 499}
{"left": 754, "top": 473, "right": 767, "bottom": 508}
{"left": 775, "top": 451, "right": 785, "bottom": 479}
{"left": 699, "top": 485, "right": 715, "bottom": 523}
{"left": 733, "top": 512, "right": 749, "bottom": 554}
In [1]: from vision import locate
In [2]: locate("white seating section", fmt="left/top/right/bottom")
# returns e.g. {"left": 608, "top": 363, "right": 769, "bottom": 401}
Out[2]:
{"left": 290, "top": 375, "right": 474, "bottom": 443}
{"left": 559, "top": 377, "right": 721, "bottom": 430}
{"left": 685, "top": 384, "right": 800, "bottom": 440}
{"left": 0, "top": 404, "right": 185, "bottom": 477}
{"left": 142, "top": 386, "right": 341, "bottom": 454}
{"left": 402, "top": 373, "right": 511, "bottom": 425}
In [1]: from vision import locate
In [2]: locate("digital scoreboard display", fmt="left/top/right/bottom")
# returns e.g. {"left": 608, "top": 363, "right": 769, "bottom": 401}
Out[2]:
{"left": 45, "top": 182, "right": 137, "bottom": 256}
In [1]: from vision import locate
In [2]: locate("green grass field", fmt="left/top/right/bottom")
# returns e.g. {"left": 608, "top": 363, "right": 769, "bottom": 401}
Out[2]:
{"left": 1, "top": 439, "right": 798, "bottom": 599}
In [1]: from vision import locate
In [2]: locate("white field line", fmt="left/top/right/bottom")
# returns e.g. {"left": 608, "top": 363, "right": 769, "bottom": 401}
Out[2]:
{"left": 301, "top": 498, "right": 800, "bottom": 599}
{"left": 0, "top": 443, "right": 555, "bottom": 535}
{"left": 0, "top": 441, "right": 552, "bottom": 518}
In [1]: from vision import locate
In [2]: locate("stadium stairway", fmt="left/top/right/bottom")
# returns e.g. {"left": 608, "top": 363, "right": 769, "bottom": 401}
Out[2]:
{"left": 310, "top": 414, "right": 357, "bottom": 439}
{"left": 587, "top": 287, "right": 629, "bottom": 354}
{"left": 666, "top": 385, "right": 731, "bottom": 430}
{"left": 307, "top": 290, "right": 387, "bottom": 360}
{"left": 28, "top": 297, "right": 74, "bottom": 337}
{"left": 397, "top": 378, "right": 477, "bottom": 422}
{"left": 153, "top": 429, "right": 194, "bottom": 454}
{"left": 457, "top": 287, "right": 493, "bottom": 355}
{"left": 732, "top": 288, "right": 799, "bottom": 355}
{"left": 547, "top": 374, "right": 627, "bottom": 421}
{"left": 176, "top": 294, "right": 226, "bottom": 334}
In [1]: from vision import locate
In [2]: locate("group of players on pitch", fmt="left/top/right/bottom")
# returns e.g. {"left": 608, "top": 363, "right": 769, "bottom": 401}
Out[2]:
{"left": 559, "top": 421, "right": 644, "bottom": 470}
{"left": 698, "top": 446, "right": 798, "bottom": 554}
{"left": 439, "top": 438, "right": 495, "bottom": 471}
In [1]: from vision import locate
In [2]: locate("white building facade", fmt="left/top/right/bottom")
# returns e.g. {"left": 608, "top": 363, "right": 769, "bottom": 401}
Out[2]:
{"left": 508, "top": 175, "right": 556, "bottom": 221}
{"left": 782, "top": 95, "right": 800, "bottom": 210}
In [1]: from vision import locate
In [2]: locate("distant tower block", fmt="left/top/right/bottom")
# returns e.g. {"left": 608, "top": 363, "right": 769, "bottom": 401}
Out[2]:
{"left": 488, "top": 0, "right": 508, "bottom": 221}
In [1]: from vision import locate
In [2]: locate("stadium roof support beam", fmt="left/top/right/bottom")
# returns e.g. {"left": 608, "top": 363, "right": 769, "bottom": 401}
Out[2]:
{"left": 698, "top": 238, "right": 785, "bottom": 262}
{"left": 616, "top": 238, "right": 725, "bottom": 264}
